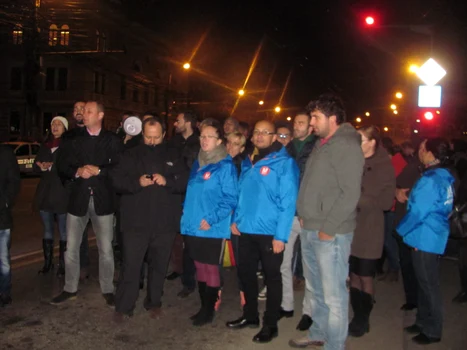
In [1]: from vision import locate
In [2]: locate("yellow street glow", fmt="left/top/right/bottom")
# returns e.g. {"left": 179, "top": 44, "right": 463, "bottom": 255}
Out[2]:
{"left": 390, "top": 104, "right": 397, "bottom": 110}
{"left": 395, "top": 92, "right": 403, "bottom": 99}
{"left": 286, "top": 116, "right": 292, "bottom": 121}
{"left": 183, "top": 62, "right": 191, "bottom": 70}
{"left": 259, "top": 100, "right": 264, "bottom": 105}
{"left": 409, "top": 64, "right": 419, "bottom": 73}
{"left": 275, "top": 106, "right": 281, "bottom": 113}
{"left": 383, "top": 127, "right": 389, "bottom": 132}
{"left": 238, "top": 89, "right": 245, "bottom": 96}
{"left": 393, "top": 110, "right": 398, "bottom": 115}
{"left": 365, "top": 112, "right": 370, "bottom": 117}
{"left": 356, "top": 117, "right": 362, "bottom": 123}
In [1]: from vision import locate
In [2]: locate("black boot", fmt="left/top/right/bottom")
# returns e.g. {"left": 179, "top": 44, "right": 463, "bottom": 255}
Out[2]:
{"left": 348, "top": 288, "right": 364, "bottom": 337}
{"left": 38, "top": 239, "right": 54, "bottom": 274}
{"left": 189, "top": 282, "right": 207, "bottom": 320}
{"left": 193, "top": 286, "right": 218, "bottom": 326}
{"left": 359, "top": 291, "right": 373, "bottom": 334}
{"left": 56, "top": 241, "right": 66, "bottom": 278}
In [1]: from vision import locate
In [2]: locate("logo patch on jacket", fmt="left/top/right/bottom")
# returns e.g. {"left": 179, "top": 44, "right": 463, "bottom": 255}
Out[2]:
{"left": 203, "top": 172, "right": 211, "bottom": 180}
{"left": 260, "top": 166, "right": 270, "bottom": 176}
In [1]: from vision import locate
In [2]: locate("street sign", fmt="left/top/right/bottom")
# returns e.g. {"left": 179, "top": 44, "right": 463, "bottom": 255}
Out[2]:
{"left": 418, "top": 85, "right": 442, "bottom": 108}
{"left": 416, "top": 58, "right": 446, "bottom": 86}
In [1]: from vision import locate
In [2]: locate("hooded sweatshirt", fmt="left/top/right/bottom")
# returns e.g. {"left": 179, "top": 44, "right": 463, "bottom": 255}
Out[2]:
{"left": 297, "top": 123, "right": 364, "bottom": 236}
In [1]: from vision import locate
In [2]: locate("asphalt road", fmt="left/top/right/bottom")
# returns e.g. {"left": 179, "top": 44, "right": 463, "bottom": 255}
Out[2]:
{"left": 4, "top": 178, "right": 467, "bottom": 349}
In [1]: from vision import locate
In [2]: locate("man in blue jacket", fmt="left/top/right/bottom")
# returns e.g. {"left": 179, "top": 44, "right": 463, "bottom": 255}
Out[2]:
{"left": 226, "top": 120, "right": 299, "bottom": 344}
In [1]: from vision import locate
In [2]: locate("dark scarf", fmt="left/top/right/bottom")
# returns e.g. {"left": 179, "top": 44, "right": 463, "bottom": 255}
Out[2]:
{"left": 198, "top": 144, "right": 228, "bottom": 167}
{"left": 45, "top": 137, "right": 61, "bottom": 150}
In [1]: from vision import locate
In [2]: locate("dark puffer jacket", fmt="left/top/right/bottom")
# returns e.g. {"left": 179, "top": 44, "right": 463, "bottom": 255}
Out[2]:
{"left": 0, "top": 145, "right": 21, "bottom": 230}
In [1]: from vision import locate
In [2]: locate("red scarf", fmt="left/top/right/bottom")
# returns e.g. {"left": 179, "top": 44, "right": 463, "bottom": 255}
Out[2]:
{"left": 45, "top": 137, "right": 61, "bottom": 150}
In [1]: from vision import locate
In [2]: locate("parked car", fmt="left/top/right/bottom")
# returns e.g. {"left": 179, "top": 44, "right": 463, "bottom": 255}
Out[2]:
{"left": 3, "top": 142, "right": 41, "bottom": 174}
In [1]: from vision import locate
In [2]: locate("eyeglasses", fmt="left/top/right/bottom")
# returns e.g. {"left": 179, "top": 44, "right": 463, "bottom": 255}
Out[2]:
{"left": 253, "top": 130, "right": 275, "bottom": 136}
{"left": 199, "top": 135, "right": 219, "bottom": 140}
{"left": 278, "top": 133, "right": 290, "bottom": 139}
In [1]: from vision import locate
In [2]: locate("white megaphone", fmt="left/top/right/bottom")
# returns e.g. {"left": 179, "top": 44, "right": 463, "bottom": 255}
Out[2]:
{"left": 123, "top": 116, "right": 142, "bottom": 136}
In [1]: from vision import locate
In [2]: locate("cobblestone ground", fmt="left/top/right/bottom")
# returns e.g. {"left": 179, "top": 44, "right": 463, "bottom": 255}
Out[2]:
{"left": 1, "top": 249, "right": 466, "bottom": 350}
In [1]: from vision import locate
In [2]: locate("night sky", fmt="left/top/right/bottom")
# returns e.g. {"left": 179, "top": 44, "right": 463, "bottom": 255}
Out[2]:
{"left": 122, "top": 0, "right": 467, "bottom": 122}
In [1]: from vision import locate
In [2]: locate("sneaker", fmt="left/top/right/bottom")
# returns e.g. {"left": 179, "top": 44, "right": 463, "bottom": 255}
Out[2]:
{"left": 103, "top": 293, "right": 115, "bottom": 308}
{"left": 258, "top": 286, "right": 267, "bottom": 300}
{"left": 50, "top": 291, "right": 77, "bottom": 305}
{"left": 289, "top": 336, "right": 324, "bottom": 348}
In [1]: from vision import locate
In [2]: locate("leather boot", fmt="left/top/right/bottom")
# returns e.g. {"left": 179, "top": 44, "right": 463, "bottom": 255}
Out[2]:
{"left": 38, "top": 239, "right": 54, "bottom": 274}
{"left": 189, "top": 281, "right": 206, "bottom": 320}
{"left": 349, "top": 289, "right": 373, "bottom": 337}
{"left": 192, "top": 286, "right": 218, "bottom": 326}
{"left": 348, "top": 288, "right": 363, "bottom": 336}
{"left": 56, "top": 241, "right": 66, "bottom": 278}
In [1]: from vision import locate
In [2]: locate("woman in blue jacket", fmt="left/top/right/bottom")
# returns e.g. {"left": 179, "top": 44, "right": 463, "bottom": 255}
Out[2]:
{"left": 181, "top": 118, "right": 238, "bottom": 327}
{"left": 397, "top": 138, "right": 455, "bottom": 345}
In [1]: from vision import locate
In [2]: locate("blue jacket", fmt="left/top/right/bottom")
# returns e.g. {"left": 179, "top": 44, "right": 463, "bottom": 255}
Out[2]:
{"left": 181, "top": 155, "right": 238, "bottom": 239}
{"left": 397, "top": 167, "right": 455, "bottom": 254}
{"left": 233, "top": 147, "right": 299, "bottom": 242}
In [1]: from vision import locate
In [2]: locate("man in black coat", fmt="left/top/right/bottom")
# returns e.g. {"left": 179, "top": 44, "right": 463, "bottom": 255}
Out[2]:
{"left": 51, "top": 101, "right": 123, "bottom": 307}
{"left": 167, "top": 110, "right": 200, "bottom": 298}
{"left": 111, "top": 117, "right": 188, "bottom": 320}
{"left": 0, "top": 145, "right": 21, "bottom": 307}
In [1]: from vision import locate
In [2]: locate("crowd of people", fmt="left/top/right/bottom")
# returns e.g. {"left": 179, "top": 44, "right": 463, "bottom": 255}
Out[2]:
{"left": 0, "top": 93, "right": 466, "bottom": 349}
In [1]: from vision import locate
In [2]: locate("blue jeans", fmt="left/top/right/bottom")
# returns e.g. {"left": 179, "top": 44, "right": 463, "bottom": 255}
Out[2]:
{"left": 0, "top": 229, "right": 11, "bottom": 295}
{"left": 39, "top": 211, "right": 67, "bottom": 241}
{"left": 383, "top": 211, "right": 399, "bottom": 271}
{"left": 301, "top": 229, "right": 353, "bottom": 350}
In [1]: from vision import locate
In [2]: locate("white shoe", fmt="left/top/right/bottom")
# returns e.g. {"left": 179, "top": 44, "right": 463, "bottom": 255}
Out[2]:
{"left": 258, "top": 286, "right": 267, "bottom": 300}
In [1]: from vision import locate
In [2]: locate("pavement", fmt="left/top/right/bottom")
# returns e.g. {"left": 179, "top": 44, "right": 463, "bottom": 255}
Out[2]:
{"left": 2, "top": 178, "right": 467, "bottom": 349}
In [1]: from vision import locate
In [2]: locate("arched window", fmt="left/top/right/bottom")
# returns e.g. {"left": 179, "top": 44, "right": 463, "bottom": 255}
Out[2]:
{"left": 49, "top": 24, "right": 58, "bottom": 46}
{"left": 12, "top": 24, "right": 23, "bottom": 45}
{"left": 60, "top": 25, "right": 69, "bottom": 46}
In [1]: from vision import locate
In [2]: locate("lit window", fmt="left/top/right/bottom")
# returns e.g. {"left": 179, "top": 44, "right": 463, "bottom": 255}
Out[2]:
{"left": 60, "top": 25, "right": 70, "bottom": 46}
{"left": 49, "top": 24, "right": 58, "bottom": 46}
{"left": 13, "top": 25, "right": 23, "bottom": 45}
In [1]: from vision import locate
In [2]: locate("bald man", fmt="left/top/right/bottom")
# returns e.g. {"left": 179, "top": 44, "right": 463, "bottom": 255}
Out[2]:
{"left": 227, "top": 120, "right": 299, "bottom": 344}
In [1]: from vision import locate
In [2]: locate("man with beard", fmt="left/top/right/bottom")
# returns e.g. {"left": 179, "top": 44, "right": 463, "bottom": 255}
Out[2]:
{"left": 56, "top": 101, "right": 90, "bottom": 279}
{"left": 167, "top": 111, "right": 200, "bottom": 298}
{"left": 111, "top": 117, "right": 188, "bottom": 321}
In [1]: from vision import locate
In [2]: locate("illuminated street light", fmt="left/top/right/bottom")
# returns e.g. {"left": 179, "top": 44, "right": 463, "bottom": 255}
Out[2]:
{"left": 395, "top": 92, "right": 403, "bottom": 99}
{"left": 416, "top": 119, "right": 421, "bottom": 123}
{"left": 424, "top": 111, "right": 434, "bottom": 120}
{"left": 383, "top": 127, "right": 389, "bottom": 132}
{"left": 390, "top": 104, "right": 397, "bottom": 110}
{"left": 414, "top": 130, "right": 419, "bottom": 134}
{"left": 436, "top": 110, "right": 441, "bottom": 114}
{"left": 286, "top": 116, "right": 292, "bottom": 121}
{"left": 259, "top": 100, "right": 264, "bottom": 105}
{"left": 238, "top": 89, "right": 245, "bottom": 96}
{"left": 274, "top": 106, "right": 281, "bottom": 113}
{"left": 393, "top": 110, "right": 398, "bottom": 115}
{"left": 409, "top": 64, "right": 419, "bottom": 74}
{"left": 356, "top": 117, "right": 362, "bottom": 123}
{"left": 183, "top": 62, "right": 191, "bottom": 70}
{"left": 365, "top": 112, "right": 370, "bottom": 117}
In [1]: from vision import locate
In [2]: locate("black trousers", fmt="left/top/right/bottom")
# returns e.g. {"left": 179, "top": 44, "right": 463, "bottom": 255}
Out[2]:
{"left": 181, "top": 237, "right": 196, "bottom": 290}
{"left": 398, "top": 240, "right": 418, "bottom": 306}
{"left": 458, "top": 239, "right": 467, "bottom": 293}
{"left": 115, "top": 230, "right": 176, "bottom": 315}
{"left": 238, "top": 233, "right": 283, "bottom": 327}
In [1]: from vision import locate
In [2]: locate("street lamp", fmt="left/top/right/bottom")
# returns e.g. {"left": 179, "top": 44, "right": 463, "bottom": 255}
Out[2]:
{"left": 383, "top": 127, "right": 389, "bottom": 132}
{"left": 356, "top": 117, "right": 362, "bottom": 123}
{"left": 416, "top": 119, "right": 421, "bottom": 123}
{"left": 395, "top": 92, "right": 403, "bottom": 99}
{"left": 393, "top": 110, "right": 398, "bottom": 115}
{"left": 408, "top": 64, "right": 419, "bottom": 74}
{"left": 238, "top": 89, "right": 245, "bottom": 96}
{"left": 286, "top": 116, "right": 292, "bottom": 121}
{"left": 274, "top": 106, "right": 281, "bottom": 113}
{"left": 365, "top": 16, "right": 375, "bottom": 25}
{"left": 365, "top": 112, "right": 370, "bottom": 117}
{"left": 259, "top": 100, "right": 264, "bottom": 105}
{"left": 183, "top": 62, "right": 191, "bottom": 70}
{"left": 390, "top": 104, "right": 397, "bottom": 110}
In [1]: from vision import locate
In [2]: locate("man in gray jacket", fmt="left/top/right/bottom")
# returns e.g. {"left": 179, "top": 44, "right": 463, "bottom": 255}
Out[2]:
{"left": 289, "top": 94, "right": 364, "bottom": 350}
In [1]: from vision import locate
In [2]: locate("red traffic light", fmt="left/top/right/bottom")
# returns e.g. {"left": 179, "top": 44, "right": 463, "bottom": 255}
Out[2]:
{"left": 424, "top": 112, "right": 434, "bottom": 120}
{"left": 365, "top": 16, "right": 375, "bottom": 25}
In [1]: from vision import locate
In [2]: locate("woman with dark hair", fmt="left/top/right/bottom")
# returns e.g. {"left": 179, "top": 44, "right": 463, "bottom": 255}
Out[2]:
{"left": 181, "top": 118, "right": 238, "bottom": 326}
{"left": 348, "top": 126, "right": 396, "bottom": 337}
{"left": 397, "top": 138, "right": 456, "bottom": 345}
{"left": 33, "top": 116, "right": 70, "bottom": 276}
